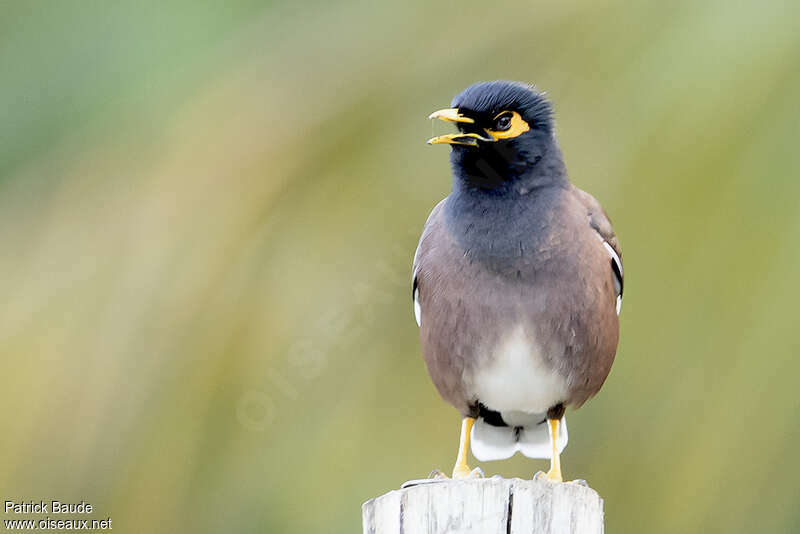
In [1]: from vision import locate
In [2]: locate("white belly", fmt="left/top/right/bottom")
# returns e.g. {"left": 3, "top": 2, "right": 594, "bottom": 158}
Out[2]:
{"left": 472, "top": 325, "right": 568, "bottom": 417}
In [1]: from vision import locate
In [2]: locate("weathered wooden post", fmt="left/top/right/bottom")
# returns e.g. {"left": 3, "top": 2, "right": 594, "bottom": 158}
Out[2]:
{"left": 362, "top": 477, "right": 603, "bottom": 534}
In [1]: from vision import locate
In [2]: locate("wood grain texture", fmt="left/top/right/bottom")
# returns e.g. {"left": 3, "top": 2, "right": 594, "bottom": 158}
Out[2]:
{"left": 362, "top": 478, "right": 603, "bottom": 534}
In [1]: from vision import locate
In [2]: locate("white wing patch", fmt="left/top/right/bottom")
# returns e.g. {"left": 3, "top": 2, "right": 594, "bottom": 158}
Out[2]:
{"left": 598, "top": 235, "right": 623, "bottom": 315}
{"left": 413, "top": 284, "right": 421, "bottom": 327}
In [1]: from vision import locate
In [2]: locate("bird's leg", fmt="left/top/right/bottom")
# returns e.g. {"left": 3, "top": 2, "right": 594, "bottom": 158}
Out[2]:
{"left": 544, "top": 418, "right": 563, "bottom": 482}
{"left": 452, "top": 417, "right": 477, "bottom": 479}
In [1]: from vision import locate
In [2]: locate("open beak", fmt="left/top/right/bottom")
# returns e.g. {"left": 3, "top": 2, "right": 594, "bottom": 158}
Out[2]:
{"left": 427, "top": 108, "right": 474, "bottom": 123}
{"left": 427, "top": 108, "right": 494, "bottom": 146}
{"left": 427, "top": 132, "right": 494, "bottom": 147}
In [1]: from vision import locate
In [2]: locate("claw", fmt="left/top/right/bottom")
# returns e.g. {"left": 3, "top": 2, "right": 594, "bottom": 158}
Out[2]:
{"left": 428, "top": 469, "right": 449, "bottom": 480}
{"left": 468, "top": 467, "right": 484, "bottom": 478}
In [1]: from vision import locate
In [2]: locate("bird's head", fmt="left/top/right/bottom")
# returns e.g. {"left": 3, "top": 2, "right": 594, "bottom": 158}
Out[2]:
{"left": 428, "top": 81, "right": 560, "bottom": 190}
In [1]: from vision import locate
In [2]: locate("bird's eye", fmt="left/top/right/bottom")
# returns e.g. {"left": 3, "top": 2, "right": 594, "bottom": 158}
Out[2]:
{"left": 487, "top": 111, "right": 531, "bottom": 140}
{"left": 494, "top": 114, "right": 512, "bottom": 131}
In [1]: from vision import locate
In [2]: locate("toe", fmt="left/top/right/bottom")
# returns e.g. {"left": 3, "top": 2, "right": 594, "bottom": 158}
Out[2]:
{"left": 468, "top": 467, "right": 484, "bottom": 478}
{"left": 452, "top": 465, "right": 473, "bottom": 479}
{"left": 428, "top": 469, "right": 449, "bottom": 480}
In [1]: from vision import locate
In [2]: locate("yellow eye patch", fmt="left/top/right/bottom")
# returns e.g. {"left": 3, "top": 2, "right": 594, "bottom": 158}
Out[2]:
{"left": 486, "top": 111, "right": 530, "bottom": 140}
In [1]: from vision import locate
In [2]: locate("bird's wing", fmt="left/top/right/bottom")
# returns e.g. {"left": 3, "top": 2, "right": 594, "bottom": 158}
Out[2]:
{"left": 572, "top": 186, "right": 624, "bottom": 313}
{"left": 411, "top": 248, "right": 423, "bottom": 327}
{"left": 411, "top": 199, "right": 447, "bottom": 327}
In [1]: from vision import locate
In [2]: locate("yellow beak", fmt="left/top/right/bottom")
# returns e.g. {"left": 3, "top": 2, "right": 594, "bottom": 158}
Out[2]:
{"left": 427, "top": 108, "right": 475, "bottom": 123}
{"left": 427, "top": 108, "right": 494, "bottom": 146}
{"left": 427, "top": 132, "right": 493, "bottom": 146}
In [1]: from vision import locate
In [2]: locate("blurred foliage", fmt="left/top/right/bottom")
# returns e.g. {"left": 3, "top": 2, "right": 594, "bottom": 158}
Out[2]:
{"left": 1, "top": 1, "right": 799, "bottom": 532}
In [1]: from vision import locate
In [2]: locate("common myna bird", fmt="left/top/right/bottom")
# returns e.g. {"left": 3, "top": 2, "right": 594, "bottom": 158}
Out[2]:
{"left": 412, "top": 81, "right": 623, "bottom": 482}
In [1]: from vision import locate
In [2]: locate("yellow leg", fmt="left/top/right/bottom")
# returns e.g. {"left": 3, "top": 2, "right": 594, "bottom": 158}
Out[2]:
{"left": 452, "top": 417, "right": 475, "bottom": 479}
{"left": 544, "top": 418, "right": 563, "bottom": 482}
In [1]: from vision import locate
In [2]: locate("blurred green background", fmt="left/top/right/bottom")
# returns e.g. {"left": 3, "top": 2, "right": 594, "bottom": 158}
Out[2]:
{"left": 1, "top": 1, "right": 799, "bottom": 532}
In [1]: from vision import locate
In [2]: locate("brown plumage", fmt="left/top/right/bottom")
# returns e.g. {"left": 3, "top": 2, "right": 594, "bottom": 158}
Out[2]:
{"left": 414, "top": 81, "right": 623, "bottom": 473}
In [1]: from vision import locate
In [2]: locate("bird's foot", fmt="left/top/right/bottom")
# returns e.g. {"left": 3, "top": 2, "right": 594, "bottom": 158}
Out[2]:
{"left": 452, "top": 465, "right": 484, "bottom": 479}
{"left": 425, "top": 466, "right": 484, "bottom": 481}
{"left": 534, "top": 469, "right": 563, "bottom": 483}
{"left": 428, "top": 469, "right": 449, "bottom": 480}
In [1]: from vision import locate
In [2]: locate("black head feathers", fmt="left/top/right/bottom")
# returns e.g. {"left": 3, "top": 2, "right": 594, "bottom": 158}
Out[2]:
{"left": 451, "top": 81, "right": 554, "bottom": 134}
{"left": 441, "top": 81, "right": 564, "bottom": 191}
